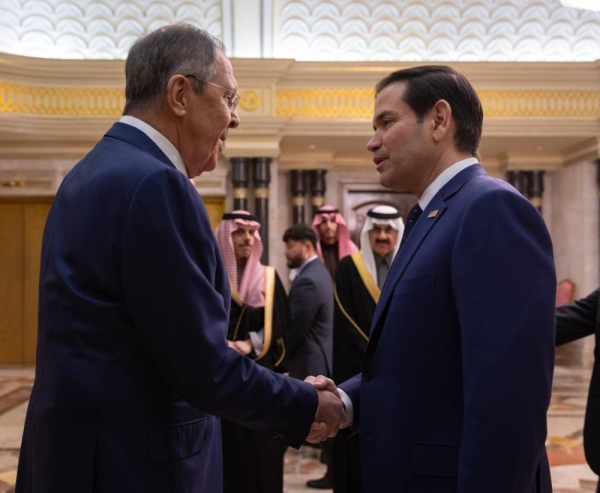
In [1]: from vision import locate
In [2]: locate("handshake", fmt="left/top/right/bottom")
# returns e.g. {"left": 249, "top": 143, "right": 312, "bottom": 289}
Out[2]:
{"left": 304, "top": 375, "right": 347, "bottom": 444}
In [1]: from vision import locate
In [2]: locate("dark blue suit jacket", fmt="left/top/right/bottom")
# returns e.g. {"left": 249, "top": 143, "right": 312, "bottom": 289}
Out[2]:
{"left": 340, "top": 165, "right": 556, "bottom": 493}
{"left": 16, "top": 123, "right": 317, "bottom": 493}
{"left": 286, "top": 258, "right": 334, "bottom": 380}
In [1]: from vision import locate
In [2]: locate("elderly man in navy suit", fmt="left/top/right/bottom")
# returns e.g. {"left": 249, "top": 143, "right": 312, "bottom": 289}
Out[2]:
{"left": 317, "top": 65, "right": 556, "bottom": 492}
{"left": 16, "top": 24, "right": 343, "bottom": 493}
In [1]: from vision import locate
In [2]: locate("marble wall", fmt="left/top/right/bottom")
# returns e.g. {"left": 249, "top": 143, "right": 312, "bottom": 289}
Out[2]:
{"left": 545, "top": 160, "right": 599, "bottom": 367}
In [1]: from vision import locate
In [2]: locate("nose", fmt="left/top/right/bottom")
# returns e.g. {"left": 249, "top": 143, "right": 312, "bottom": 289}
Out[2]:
{"left": 367, "top": 133, "right": 380, "bottom": 153}
{"left": 229, "top": 108, "right": 240, "bottom": 129}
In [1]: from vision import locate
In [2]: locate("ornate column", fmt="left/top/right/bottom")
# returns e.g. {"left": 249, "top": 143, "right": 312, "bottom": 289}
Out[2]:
{"left": 253, "top": 157, "right": 271, "bottom": 264}
{"left": 230, "top": 157, "right": 250, "bottom": 211}
{"left": 290, "top": 170, "right": 308, "bottom": 224}
{"left": 529, "top": 170, "right": 545, "bottom": 213}
{"left": 506, "top": 170, "right": 531, "bottom": 198}
{"left": 506, "top": 170, "right": 519, "bottom": 190}
{"left": 310, "top": 170, "right": 327, "bottom": 216}
{"left": 518, "top": 171, "right": 532, "bottom": 199}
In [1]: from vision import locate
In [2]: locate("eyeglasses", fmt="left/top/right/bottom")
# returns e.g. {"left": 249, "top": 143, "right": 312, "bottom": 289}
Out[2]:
{"left": 184, "top": 74, "right": 240, "bottom": 111}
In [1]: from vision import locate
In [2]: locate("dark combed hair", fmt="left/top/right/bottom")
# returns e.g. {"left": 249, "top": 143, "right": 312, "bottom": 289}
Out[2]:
{"left": 123, "top": 23, "right": 225, "bottom": 114}
{"left": 375, "top": 65, "right": 483, "bottom": 157}
{"left": 282, "top": 224, "right": 317, "bottom": 250}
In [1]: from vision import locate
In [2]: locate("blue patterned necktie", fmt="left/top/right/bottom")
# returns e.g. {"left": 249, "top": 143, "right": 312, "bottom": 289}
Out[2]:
{"left": 400, "top": 204, "right": 423, "bottom": 248}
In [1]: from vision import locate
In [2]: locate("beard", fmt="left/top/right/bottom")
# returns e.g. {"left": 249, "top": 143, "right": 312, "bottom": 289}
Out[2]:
{"left": 286, "top": 255, "right": 303, "bottom": 269}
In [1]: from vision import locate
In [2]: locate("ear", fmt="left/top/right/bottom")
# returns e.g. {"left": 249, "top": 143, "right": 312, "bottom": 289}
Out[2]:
{"left": 430, "top": 99, "right": 452, "bottom": 144}
{"left": 165, "top": 75, "right": 188, "bottom": 117}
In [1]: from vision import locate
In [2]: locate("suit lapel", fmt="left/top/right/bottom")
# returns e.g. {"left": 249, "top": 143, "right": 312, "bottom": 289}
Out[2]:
{"left": 366, "top": 164, "right": 487, "bottom": 363}
{"left": 367, "top": 200, "right": 447, "bottom": 349}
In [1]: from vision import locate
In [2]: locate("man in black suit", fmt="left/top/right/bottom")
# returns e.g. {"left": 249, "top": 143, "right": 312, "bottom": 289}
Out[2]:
{"left": 556, "top": 288, "right": 600, "bottom": 491}
{"left": 283, "top": 224, "right": 335, "bottom": 489}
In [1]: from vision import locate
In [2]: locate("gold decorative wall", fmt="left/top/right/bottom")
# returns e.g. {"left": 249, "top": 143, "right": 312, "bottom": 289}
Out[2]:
{"left": 3, "top": 79, "right": 599, "bottom": 120}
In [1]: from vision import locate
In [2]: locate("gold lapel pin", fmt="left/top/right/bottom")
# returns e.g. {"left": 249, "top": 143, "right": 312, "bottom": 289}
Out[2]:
{"left": 428, "top": 210, "right": 438, "bottom": 218}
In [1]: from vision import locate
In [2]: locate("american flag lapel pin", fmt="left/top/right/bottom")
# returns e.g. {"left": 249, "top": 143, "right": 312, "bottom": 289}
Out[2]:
{"left": 428, "top": 210, "right": 438, "bottom": 219}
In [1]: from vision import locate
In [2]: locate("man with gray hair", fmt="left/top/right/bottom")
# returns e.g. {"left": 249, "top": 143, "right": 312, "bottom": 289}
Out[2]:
{"left": 16, "top": 24, "right": 343, "bottom": 493}
{"left": 331, "top": 205, "right": 403, "bottom": 493}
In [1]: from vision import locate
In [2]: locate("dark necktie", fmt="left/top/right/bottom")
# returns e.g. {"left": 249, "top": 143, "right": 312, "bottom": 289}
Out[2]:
{"left": 377, "top": 259, "right": 389, "bottom": 289}
{"left": 400, "top": 204, "right": 423, "bottom": 248}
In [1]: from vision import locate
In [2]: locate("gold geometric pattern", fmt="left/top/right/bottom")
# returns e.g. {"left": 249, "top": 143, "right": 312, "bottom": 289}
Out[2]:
{"left": 276, "top": 88, "right": 375, "bottom": 118}
{"left": 480, "top": 90, "right": 600, "bottom": 119}
{"left": 2, "top": 80, "right": 599, "bottom": 120}
{"left": 276, "top": 88, "right": 600, "bottom": 119}
{"left": 0, "top": 80, "right": 124, "bottom": 117}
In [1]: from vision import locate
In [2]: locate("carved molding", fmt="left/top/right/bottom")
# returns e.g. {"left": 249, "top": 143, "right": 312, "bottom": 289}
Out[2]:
{"left": 563, "top": 137, "right": 600, "bottom": 164}
{"left": 276, "top": 88, "right": 600, "bottom": 119}
{"left": 0, "top": 0, "right": 223, "bottom": 59}
{"left": 500, "top": 152, "right": 564, "bottom": 172}
{"left": 3, "top": 78, "right": 599, "bottom": 120}
{"left": 0, "top": 79, "right": 124, "bottom": 116}
{"left": 1, "top": 53, "right": 599, "bottom": 171}
{"left": 273, "top": 0, "right": 600, "bottom": 62}
{"left": 2, "top": 1, "right": 600, "bottom": 63}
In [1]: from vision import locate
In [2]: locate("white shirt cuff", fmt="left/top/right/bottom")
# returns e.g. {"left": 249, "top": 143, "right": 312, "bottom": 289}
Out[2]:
{"left": 338, "top": 388, "right": 354, "bottom": 429}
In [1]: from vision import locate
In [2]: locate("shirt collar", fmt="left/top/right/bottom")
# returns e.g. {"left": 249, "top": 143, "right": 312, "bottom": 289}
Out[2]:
{"left": 120, "top": 116, "right": 188, "bottom": 177}
{"left": 373, "top": 251, "right": 394, "bottom": 267}
{"left": 298, "top": 255, "right": 318, "bottom": 275}
{"left": 419, "top": 157, "right": 479, "bottom": 210}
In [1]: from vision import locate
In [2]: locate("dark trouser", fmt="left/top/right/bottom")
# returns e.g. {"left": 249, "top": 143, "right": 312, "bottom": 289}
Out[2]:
{"left": 332, "top": 433, "right": 361, "bottom": 493}
{"left": 322, "top": 438, "right": 334, "bottom": 481}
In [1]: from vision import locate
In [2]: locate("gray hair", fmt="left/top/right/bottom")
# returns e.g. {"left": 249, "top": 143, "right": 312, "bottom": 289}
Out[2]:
{"left": 123, "top": 23, "right": 226, "bottom": 114}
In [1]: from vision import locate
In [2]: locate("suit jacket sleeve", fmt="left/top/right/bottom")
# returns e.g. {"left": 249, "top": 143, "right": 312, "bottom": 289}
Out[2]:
{"left": 556, "top": 288, "right": 599, "bottom": 346}
{"left": 339, "top": 373, "right": 362, "bottom": 431}
{"left": 121, "top": 168, "right": 316, "bottom": 447}
{"left": 452, "top": 189, "right": 556, "bottom": 492}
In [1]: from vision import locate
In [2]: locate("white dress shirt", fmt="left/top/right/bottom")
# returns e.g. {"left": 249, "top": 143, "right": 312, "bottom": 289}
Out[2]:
{"left": 120, "top": 116, "right": 188, "bottom": 178}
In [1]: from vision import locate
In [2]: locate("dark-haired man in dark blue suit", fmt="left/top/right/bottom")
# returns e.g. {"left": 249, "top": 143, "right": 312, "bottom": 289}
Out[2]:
{"left": 283, "top": 223, "right": 335, "bottom": 490}
{"left": 16, "top": 24, "right": 344, "bottom": 493}
{"left": 328, "top": 65, "right": 556, "bottom": 492}
{"left": 283, "top": 224, "right": 334, "bottom": 383}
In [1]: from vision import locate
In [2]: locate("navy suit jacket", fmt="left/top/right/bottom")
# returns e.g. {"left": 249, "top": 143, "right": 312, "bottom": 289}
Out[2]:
{"left": 556, "top": 288, "right": 600, "bottom": 474}
{"left": 16, "top": 123, "right": 317, "bottom": 493}
{"left": 286, "top": 258, "right": 334, "bottom": 380}
{"left": 340, "top": 165, "right": 556, "bottom": 493}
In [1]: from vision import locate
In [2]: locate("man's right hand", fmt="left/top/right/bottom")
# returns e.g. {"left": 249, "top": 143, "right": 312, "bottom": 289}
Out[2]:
{"left": 304, "top": 375, "right": 345, "bottom": 443}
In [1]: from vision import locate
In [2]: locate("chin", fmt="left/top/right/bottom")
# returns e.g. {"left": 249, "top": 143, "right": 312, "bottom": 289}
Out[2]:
{"left": 204, "top": 157, "right": 218, "bottom": 172}
{"left": 379, "top": 173, "right": 391, "bottom": 189}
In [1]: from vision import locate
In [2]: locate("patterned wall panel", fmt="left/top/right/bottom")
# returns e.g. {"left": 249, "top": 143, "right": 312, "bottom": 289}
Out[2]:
{"left": 273, "top": 0, "right": 600, "bottom": 62}
{"left": 275, "top": 88, "right": 600, "bottom": 118}
{"left": 0, "top": 0, "right": 223, "bottom": 59}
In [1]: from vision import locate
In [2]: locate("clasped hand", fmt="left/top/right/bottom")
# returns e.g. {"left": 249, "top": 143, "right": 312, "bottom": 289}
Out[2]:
{"left": 304, "top": 375, "right": 345, "bottom": 443}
